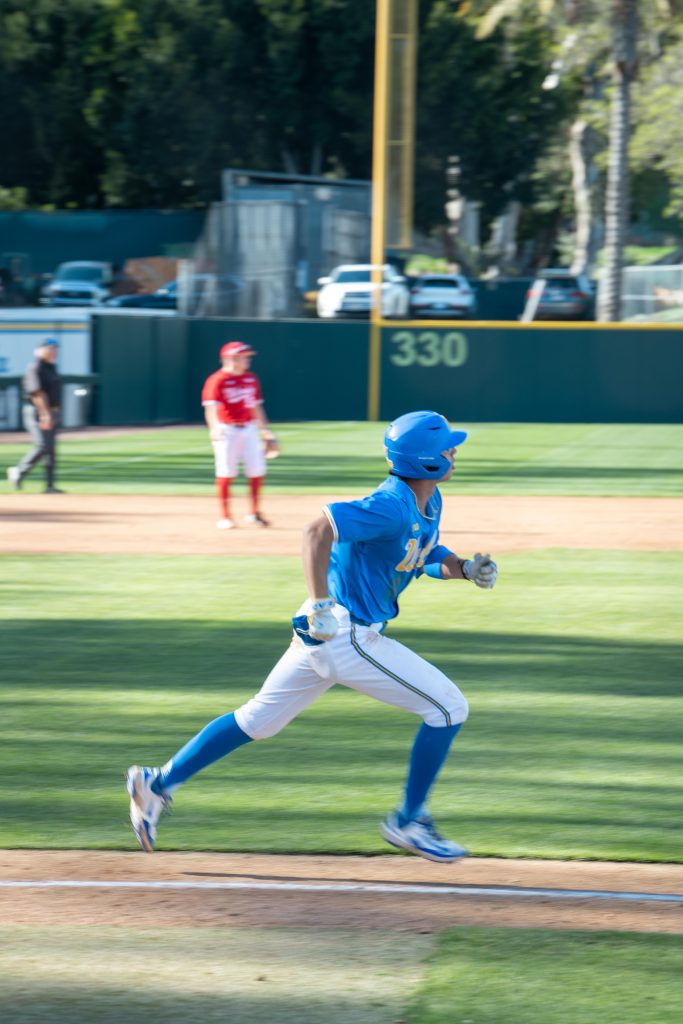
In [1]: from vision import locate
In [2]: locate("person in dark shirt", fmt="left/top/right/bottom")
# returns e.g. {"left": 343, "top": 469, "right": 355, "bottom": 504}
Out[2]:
{"left": 7, "top": 338, "right": 64, "bottom": 493}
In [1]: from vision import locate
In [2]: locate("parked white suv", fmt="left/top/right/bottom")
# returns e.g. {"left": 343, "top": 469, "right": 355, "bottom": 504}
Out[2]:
{"left": 316, "top": 264, "right": 410, "bottom": 319}
{"left": 41, "top": 261, "right": 114, "bottom": 306}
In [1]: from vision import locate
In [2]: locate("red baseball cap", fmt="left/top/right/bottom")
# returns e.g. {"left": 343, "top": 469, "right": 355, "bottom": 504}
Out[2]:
{"left": 220, "top": 341, "right": 255, "bottom": 359}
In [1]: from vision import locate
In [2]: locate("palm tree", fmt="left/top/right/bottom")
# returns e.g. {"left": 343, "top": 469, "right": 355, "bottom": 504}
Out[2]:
{"left": 599, "top": 0, "right": 638, "bottom": 320}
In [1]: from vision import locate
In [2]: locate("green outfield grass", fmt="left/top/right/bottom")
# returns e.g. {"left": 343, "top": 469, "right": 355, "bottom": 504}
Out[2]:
{"left": 0, "top": 927, "right": 431, "bottom": 1024}
{"left": 2, "top": 926, "right": 681, "bottom": 1024}
{"left": 1, "top": 550, "right": 680, "bottom": 860}
{"left": 408, "top": 928, "right": 683, "bottom": 1024}
{"left": 1, "top": 421, "right": 682, "bottom": 495}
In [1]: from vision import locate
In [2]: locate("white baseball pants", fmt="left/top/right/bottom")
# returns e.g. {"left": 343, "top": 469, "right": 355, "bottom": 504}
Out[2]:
{"left": 213, "top": 422, "right": 266, "bottom": 478}
{"left": 234, "top": 603, "right": 468, "bottom": 740}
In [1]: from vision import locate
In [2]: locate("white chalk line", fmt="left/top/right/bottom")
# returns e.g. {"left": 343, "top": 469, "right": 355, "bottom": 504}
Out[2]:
{"left": 63, "top": 448, "right": 206, "bottom": 473}
{"left": 0, "top": 879, "right": 681, "bottom": 903}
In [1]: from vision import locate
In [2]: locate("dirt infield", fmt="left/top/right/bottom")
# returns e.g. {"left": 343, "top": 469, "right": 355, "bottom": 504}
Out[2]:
{"left": 1, "top": 850, "right": 682, "bottom": 934}
{"left": 3, "top": 490, "right": 681, "bottom": 934}
{"left": 3, "top": 492, "right": 683, "bottom": 555}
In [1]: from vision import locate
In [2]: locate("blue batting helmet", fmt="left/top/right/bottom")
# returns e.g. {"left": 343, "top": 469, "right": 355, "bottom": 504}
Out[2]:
{"left": 384, "top": 411, "right": 467, "bottom": 480}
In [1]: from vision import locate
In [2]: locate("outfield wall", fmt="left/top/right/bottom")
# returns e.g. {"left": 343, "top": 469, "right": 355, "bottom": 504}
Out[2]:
{"left": 91, "top": 314, "right": 683, "bottom": 425}
{"left": 92, "top": 315, "right": 368, "bottom": 424}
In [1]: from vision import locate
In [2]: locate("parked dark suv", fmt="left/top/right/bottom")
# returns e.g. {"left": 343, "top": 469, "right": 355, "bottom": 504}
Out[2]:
{"left": 525, "top": 270, "right": 594, "bottom": 321}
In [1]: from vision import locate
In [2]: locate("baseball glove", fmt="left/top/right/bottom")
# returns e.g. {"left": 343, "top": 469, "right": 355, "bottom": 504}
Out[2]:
{"left": 263, "top": 432, "right": 281, "bottom": 460}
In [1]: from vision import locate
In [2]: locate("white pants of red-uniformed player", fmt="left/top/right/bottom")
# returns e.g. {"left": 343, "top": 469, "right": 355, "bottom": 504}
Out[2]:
{"left": 234, "top": 603, "right": 469, "bottom": 740}
{"left": 212, "top": 422, "right": 266, "bottom": 478}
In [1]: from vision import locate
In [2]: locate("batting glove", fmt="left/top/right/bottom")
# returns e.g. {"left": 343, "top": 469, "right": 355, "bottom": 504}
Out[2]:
{"left": 463, "top": 553, "right": 498, "bottom": 589}
{"left": 308, "top": 598, "right": 339, "bottom": 642}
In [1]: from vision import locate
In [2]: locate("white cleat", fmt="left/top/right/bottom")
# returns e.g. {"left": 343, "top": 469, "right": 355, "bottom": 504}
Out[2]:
{"left": 216, "top": 517, "right": 235, "bottom": 530}
{"left": 381, "top": 811, "right": 468, "bottom": 863}
{"left": 126, "top": 765, "right": 171, "bottom": 853}
{"left": 6, "top": 466, "right": 21, "bottom": 490}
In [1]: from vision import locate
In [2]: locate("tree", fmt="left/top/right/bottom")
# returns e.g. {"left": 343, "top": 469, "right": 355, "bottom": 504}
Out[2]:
{"left": 415, "top": 1, "right": 568, "bottom": 249}
{"left": 597, "top": 0, "right": 638, "bottom": 320}
{"left": 0, "top": 0, "right": 378, "bottom": 207}
{"left": 631, "top": 27, "right": 683, "bottom": 221}
{"left": 0, "top": 0, "right": 107, "bottom": 207}
{"left": 467, "top": 0, "right": 681, "bottom": 319}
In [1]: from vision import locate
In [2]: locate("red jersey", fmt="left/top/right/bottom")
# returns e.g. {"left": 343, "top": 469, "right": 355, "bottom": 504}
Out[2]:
{"left": 201, "top": 370, "right": 263, "bottom": 425}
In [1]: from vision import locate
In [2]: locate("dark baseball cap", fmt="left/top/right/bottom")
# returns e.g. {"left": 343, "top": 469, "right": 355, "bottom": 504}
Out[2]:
{"left": 220, "top": 341, "right": 255, "bottom": 359}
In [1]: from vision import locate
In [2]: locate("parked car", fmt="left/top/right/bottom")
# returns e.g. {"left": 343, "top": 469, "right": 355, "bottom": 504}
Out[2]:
{"left": 409, "top": 273, "right": 477, "bottom": 319}
{"left": 104, "top": 273, "right": 244, "bottom": 313}
{"left": 174, "top": 273, "right": 245, "bottom": 314}
{"left": 104, "top": 286, "right": 177, "bottom": 309}
{"left": 526, "top": 270, "right": 594, "bottom": 320}
{"left": 40, "top": 261, "right": 117, "bottom": 306}
{"left": 316, "top": 264, "right": 410, "bottom": 319}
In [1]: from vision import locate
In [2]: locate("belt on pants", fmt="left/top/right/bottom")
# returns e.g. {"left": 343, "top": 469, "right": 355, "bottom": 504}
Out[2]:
{"left": 225, "top": 422, "right": 251, "bottom": 429}
{"left": 349, "top": 614, "right": 387, "bottom": 631}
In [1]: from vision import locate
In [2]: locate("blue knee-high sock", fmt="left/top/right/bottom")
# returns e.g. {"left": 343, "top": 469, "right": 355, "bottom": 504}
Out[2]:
{"left": 153, "top": 712, "right": 252, "bottom": 792}
{"left": 398, "top": 722, "right": 462, "bottom": 825}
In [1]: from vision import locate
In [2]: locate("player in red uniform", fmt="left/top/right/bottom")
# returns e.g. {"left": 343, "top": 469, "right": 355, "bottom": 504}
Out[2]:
{"left": 201, "top": 341, "right": 278, "bottom": 529}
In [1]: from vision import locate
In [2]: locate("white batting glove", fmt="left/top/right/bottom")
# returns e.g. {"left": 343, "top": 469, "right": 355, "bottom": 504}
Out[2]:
{"left": 308, "top": 598, "right": 339, "bottom": 642}
{"left": 463, "top": 553, "right": 498, "bottom": 589}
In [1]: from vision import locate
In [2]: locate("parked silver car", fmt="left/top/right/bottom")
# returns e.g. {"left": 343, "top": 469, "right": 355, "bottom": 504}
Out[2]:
{"left": 526, "top": 270, "right": 594, "bottom": 321}
{"left": 409, "top": 273, "right": 478, "bottom": 319}
{"left": 41, "top": 261, "right": 115, "bottom": 306}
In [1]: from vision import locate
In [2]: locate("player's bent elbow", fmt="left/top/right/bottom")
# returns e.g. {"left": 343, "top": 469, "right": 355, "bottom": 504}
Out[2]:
{"left": 303, "top": 515, "right": 334, "bottom": 559}
{"left": 304, "top": 515, "right": 333, "bottom": 542}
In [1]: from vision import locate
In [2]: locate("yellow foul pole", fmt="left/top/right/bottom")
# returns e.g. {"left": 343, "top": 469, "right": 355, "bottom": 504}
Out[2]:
{"left": 368, "top": 0, "right": 417, "bottom": 421}
{"left": 368, "top": 0, "right": 390, "bottom": 422}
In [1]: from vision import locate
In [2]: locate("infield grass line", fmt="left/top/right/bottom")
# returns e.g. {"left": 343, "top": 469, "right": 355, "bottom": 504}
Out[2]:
{"left": 70, "top": 448, "right": 205, "bottom": 473}
{"left": 1, "top": 880, "right": 682, "bottom": 903}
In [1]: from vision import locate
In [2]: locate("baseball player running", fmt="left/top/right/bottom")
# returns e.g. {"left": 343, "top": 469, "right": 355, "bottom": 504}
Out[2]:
{"left": 127, "top": 410, "right": 498, "bottom": 862}
{"left": 202, "top": 340, "right": 278, "bottom": 529}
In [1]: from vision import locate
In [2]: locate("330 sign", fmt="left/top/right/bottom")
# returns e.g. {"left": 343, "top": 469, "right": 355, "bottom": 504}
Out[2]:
{"left": 388, "top": 330, "right": 469, "bottom": 368}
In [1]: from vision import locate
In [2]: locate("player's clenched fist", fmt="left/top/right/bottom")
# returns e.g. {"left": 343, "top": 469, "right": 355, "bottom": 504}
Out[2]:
{"left": 463, "top": 553, "right": 498, "bottom": 589}
{"left": 308, "top": 598, "right": 339, "bottom": 641}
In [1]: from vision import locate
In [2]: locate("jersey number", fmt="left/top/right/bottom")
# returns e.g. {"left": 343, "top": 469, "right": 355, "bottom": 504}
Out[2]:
{"left": 395, "top": 534, "right": 437, "bottom": 573}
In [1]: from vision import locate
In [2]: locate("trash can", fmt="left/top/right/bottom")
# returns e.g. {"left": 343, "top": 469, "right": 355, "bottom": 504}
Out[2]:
{"left": 61, "top": 377, "right": 95, "bottom": 428}
{"left": 0, "top": 377, "right": 21, "bottom": 431}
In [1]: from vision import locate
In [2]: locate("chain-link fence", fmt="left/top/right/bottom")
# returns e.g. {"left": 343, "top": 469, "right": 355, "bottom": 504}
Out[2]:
{"left": 620, "top": 264, "right": 683, "bottom": 322}
{"left": 181, "top": 171, "right": 371, "bottom": 318}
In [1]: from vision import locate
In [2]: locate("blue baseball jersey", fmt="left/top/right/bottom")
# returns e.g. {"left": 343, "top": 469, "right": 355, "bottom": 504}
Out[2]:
{"left": 323, "top": 475, "right": 452, "bottom": 625}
